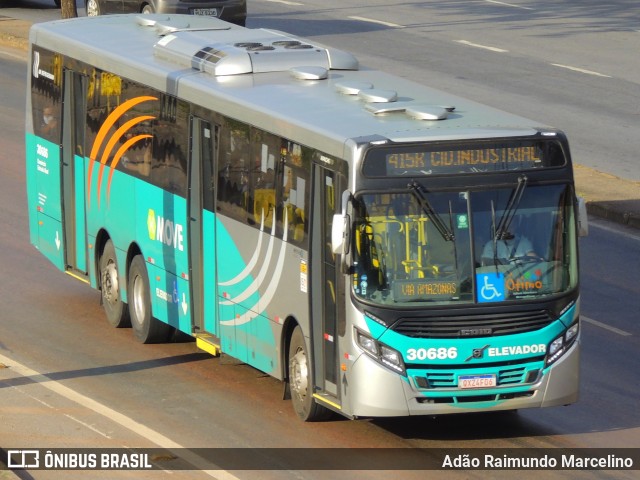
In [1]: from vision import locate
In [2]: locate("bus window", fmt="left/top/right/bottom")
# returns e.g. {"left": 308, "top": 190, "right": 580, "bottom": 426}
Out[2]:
{"left": 151, "top": 94, "right": 188, "bottom": 196}
{"left": 280, "top": 141, "right": 310, "bottom": 247}
{"left": 352, "top": 191, "right": 472, "bottom": 304}
{"left": 472, "top": 184, "right": 578, "bottom": 301}
{"left": 31, "top": 49, "right": 62, "bottom": 144}
{"left": 250, "top": 128, "right": 279, "bottom": 229}
{"left": 217, "top": 119, "right": 250, "bottom": 221}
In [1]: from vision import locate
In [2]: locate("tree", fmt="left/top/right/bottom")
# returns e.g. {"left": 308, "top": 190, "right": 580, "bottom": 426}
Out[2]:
{"left": 60, "top": 0, "right": 78, "bottom": 19}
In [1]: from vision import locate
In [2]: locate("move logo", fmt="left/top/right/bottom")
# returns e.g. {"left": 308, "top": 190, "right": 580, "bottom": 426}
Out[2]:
{"left": 87, "top": 96, "right": 157, "bottom": 209}
{"left": 32, "top": 51, "right": 55, "bottom": 81}
{"left": 147, "top": 209, "right": 184, "bottom": 251}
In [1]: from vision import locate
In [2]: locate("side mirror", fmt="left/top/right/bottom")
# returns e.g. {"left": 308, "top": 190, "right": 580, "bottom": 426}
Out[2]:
{"left": 332, "top": 190, "right": 353, "bottom": 274}
{"left": 331, "top": 213, "right": 350, "bottom": 254}
{"left": 577, "top": 196, "right": 589, "bottom": 237}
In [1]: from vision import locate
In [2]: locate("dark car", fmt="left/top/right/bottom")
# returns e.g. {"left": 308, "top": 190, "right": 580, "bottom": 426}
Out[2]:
{"left": 85, "top": 0, "right": 247, "bottom": 26}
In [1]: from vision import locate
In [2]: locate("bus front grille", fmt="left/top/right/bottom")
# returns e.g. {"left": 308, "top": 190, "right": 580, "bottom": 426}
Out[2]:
{"left": 391, "top": 310, "right": 553, "bottom": 338}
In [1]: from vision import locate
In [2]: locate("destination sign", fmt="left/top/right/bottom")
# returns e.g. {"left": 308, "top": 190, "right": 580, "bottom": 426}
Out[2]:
{"left": 363, "top": 140, "right": 566, "bottom": 177}
{"left": 392, "top": 279, "right": 458, "bottom": 302}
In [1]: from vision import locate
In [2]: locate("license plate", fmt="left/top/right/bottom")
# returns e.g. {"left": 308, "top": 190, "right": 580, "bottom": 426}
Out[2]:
{"left": 192, "top": 8, "right": 218, "bottom": 16}
{"left": 458, "top": 374, "right": 497, "bottom": 389}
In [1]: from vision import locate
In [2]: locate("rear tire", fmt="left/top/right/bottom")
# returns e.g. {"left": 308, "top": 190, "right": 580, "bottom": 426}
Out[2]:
{"left": 288, "top": 326, "right": 332, "bottom": 421}
{"left": 128, "top": 255, "right": 171, "bottom": 344}
{"left": 99, "top": 240, "right": 130, "bottom": 328}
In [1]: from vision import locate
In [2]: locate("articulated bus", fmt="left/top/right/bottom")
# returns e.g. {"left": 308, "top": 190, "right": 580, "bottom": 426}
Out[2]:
{"left": 26, "top": 14, "right": 587, "bottom": 421}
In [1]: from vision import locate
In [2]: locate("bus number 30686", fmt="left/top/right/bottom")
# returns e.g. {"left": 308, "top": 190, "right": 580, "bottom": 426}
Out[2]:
{"left": 406, "top": 347, "right": 458, "bottom": 361}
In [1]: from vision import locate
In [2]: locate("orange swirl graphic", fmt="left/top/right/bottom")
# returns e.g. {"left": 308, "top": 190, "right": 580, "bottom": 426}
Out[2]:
{"left": 87, "top": 95, "right": 157, "bottom": 209}
{"left": 107, "top": 134, "right": 153, "bottom": 205}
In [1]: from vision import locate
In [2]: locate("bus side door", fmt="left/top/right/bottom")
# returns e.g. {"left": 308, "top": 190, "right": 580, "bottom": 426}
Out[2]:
{"left": 310, "top": 164, "right": 346, "bottom": 400}
{"left": 61, "top": 70, "right": 89, "bottom": 277}
{"left": 188, "top": 117, "right": 219, "bottom": 339}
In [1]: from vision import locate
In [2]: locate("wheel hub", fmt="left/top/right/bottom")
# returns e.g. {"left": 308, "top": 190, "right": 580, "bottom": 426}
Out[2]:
{"left": 102, "top": 262, "right": 119, "bottom": 304}
{"left": 290, "top": 349, "right": 309, "bottom": 401}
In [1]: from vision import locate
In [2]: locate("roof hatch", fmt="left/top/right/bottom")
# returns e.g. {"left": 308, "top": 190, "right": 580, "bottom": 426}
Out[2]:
{"left": 151, "top": 22, "right": 359, "bottom": 76}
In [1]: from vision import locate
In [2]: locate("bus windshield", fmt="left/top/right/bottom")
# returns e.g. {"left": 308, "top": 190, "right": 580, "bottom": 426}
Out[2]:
{"left": 351, "top": 184, "right": 577, "bottom": 306}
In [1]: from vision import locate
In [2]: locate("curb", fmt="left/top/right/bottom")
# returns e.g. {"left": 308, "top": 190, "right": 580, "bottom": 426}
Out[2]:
{"left": 573, "top": 164, "right": 640, "bottom": 230}
{"left": 587, "top": 203, "right": 640, "bottom": 230}
{"left": 0, "top": 18, "right": 30, "bottom": 51}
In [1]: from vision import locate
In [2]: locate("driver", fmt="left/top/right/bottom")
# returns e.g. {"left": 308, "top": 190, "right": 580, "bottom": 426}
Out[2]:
{"left": 481, "top": 231, "right": 537, "bottom": 264}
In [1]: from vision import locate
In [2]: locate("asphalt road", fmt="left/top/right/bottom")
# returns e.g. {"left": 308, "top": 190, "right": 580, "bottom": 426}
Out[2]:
{"left": 4, "top": 0, "right": 639, "bottom": 229}
{"left": 3, "top": 1, "right": 640, "bottom": 181}
{"left": 251, "top": 0, "right": 640, "bottom": 181}
{"left": 1, "top": 2, "right": 639, "bottom": 479}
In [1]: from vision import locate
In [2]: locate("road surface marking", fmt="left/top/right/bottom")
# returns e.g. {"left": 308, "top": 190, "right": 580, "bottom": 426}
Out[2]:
{"left": 589, "top": 218, "right": 640, "bottom": 241}
{"left": 64, "top": 413, "right": 113, "bottom": 439}
{"left": 0, "top": 352, "right": 241, "bottom": 480}
{"left": 456, "top": 40, "right": 509, "bottom": 53}
{"left": 349, "top": 16, "right": 405, "bottom": 28}
{"left": 583, "top": 316, "right": 632, "bottom": 336}
{"left": 263, "top": 0, "right": 303, "bottom": 5}
{"left": 14, "top": 383, "right": 114, "bottom": 439}
{"left": 550, "top": 63, "right": 611, "bottom": 78}
{"left": 0, "top": 49, "right": 26, "bottom": 62}
{"left": 485, "top": 0, "right": 534, "bottom": 9}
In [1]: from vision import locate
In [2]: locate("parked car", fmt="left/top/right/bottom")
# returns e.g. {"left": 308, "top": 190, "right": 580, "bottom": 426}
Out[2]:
{"left": 85, "top": 0, "right": 247, "bottom": 26}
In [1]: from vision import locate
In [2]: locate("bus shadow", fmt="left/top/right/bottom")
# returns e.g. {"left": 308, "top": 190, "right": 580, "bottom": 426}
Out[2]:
{"left": 0, "top": 352, "right": 210, "bottom": 389}
{"left": 370, "top": 398, "right": 640, "bottom": 441}
{"left": 371, "top": 410, "right": 556, "bottom": 441}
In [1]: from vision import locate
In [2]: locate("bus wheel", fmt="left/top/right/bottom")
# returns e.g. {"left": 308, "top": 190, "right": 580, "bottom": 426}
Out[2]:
{"left": 288, "top": 326, "right": 331, "bottom": 421}
{"left": 99, "top": 240, "right": 130, "bottom": 328}
{"left": 128, "top": 255, "right": 170, "bottom": 344}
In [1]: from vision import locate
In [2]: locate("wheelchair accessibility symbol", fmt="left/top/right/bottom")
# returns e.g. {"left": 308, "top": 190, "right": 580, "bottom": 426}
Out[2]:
{"left": 476, "top": 272, "right": 505, "bottom": 303}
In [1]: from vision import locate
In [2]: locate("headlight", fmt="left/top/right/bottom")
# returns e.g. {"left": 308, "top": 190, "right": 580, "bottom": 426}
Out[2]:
{"left": 356, "top": 329, "right": 379, "bottom": 356}
{"left": 355, "top": 328, "right": 406, "bottom": 375}
{"left": 548, "top": 337, "right": 564, "bottom": 356}
{"left": 545, "top": 321, "right": 579, "bottom": 367}
{"left": 565, "top": 323, "right": 579, "bottom": 342}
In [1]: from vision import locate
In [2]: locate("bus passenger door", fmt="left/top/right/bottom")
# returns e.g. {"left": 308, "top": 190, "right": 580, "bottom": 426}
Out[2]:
{"left": 310, "top": 165, "right": 345, "bottom": 401}
{"left": 61, "top": 70, "right": 89, "bottom": 277}
{"left": 188, "top": 117, "right": 219, "bottom": 342}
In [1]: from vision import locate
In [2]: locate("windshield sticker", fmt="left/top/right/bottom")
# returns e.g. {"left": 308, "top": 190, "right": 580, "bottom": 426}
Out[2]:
{"left": 476, "top": 272, "right": 505, "bottom": 303}
{"left": 456, "top": 214, "right": 469, "bottom": 229}
{"left": 506, "top": 269, "right": 544, "bottom": 294}
{"left": 300, "top": 259, "right": 308, "bottom": 293}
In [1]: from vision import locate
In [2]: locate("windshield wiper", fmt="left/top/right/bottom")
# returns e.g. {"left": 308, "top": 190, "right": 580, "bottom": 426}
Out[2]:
{"left": 494, "top": 174, "right": 528, "bottom": 240}
{"left": 408, "top": 181, "right": 455, "bottom": 241}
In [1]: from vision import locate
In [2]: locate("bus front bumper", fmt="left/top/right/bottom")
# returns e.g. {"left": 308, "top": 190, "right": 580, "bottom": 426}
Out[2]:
{"left": 344, "top": 341, "right": 579, "bottom": 418}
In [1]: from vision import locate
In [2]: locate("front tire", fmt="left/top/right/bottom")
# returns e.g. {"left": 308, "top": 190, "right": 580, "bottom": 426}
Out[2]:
{"left": 288, "top": 326, "right": 332, "bottom": 421}
{"left": 128, "top": 255, "right": 171, "bottom": 344}
{"left": 99, "top": 240, "right": 130, "bottom": 328}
